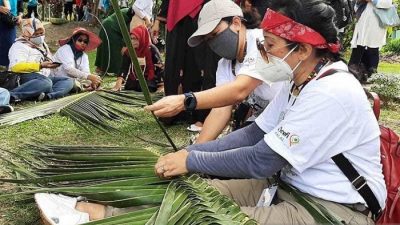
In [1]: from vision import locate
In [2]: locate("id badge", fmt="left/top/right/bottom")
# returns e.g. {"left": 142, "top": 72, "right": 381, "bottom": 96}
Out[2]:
{"left": 256, "top": 185, "right": 278, "bottom": 207}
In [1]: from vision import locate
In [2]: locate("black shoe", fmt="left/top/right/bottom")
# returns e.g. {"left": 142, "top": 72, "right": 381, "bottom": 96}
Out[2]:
{"left": 0, "top": 105, "right": 14, "bottom": 114}
{"left": 9, "top": 96, "right": 21, "bottom": 104}
{"left": 37, "top": 93, "right": 49, "bottom": 102}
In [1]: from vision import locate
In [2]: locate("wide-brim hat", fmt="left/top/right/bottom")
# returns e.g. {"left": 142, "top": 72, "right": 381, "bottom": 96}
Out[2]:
{"left": 187, "top": 0, "right": 243, "bottom": 47}
{"left": 58, "top": 27, "right": 102, "bottom": 52}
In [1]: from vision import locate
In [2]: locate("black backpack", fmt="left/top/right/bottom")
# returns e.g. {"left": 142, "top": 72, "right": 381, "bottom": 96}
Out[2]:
{"left": 329, "top": 0, "right": 354, "bottom": 29}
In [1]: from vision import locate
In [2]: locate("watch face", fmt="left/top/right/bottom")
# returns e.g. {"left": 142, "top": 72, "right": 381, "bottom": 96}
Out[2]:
{"left": 184, "top": 93, "right": 196, "bottom": 111}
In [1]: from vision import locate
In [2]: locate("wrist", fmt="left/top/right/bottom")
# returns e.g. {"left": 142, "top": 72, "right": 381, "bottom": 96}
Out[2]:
{"left": 183, "top": 92, "right": 197, "bottom": 112}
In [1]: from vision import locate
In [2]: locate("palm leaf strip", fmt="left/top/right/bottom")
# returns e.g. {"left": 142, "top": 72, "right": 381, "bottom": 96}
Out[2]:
{"left": 109, "top": 0, "right": 177, "bottom": 151}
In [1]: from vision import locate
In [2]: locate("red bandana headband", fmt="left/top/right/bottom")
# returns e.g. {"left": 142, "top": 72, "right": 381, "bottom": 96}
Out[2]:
{"left": 260, "top": 9, "right": 340, "bottom": 53}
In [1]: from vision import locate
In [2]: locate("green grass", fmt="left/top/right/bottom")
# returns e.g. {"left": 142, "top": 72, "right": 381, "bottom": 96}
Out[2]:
{"left": 0, "top": 50, "right": 399, "bottom": 224}
{"left": 378, "top": 62, "right": 400, "bottom": 74}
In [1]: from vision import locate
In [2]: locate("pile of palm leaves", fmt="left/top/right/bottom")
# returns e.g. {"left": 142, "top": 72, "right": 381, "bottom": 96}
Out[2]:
{"left": 0, "top": 142, "right": 257, "bottom": 224}
{"left": 0, "top": 91, "right": 162, "bottom": 133}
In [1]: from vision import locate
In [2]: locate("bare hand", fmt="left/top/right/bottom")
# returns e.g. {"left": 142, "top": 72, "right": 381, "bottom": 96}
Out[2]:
{"left": 111, "top": 77, "right": 124, "bottom": 92}
{"left": 144, "top": 95, "right": 185, "bottom": 117}
{"left": 154, "top": 150, "right": 189, "bottom": 178}
{"left": 16, "top": 15, "right": 22, "bottom": 25}
{"left": 0, "top": 6, "right": 10, "bottom": 14}
{"left": 87, "top": 74, "right": 102, "bottom": 86}
{"left": 41, "top": 61, "right": 60, "bottom": 69}
{"left": 121, "top": 47, "right": 128, "bottom": 56}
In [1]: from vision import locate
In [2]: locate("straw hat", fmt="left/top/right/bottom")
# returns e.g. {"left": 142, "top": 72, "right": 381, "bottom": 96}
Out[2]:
{"left": 58, "top": 27, "right": 102, "bottom": 52}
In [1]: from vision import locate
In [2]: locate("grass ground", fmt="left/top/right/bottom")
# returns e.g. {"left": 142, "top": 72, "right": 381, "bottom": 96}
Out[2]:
{"left": 0, "top": 52, "right": 399, "bottom": 224}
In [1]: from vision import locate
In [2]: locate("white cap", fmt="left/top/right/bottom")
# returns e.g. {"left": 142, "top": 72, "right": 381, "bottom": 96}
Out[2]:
{"left": 187, "top": 0, "right": 243, "bottom": 47}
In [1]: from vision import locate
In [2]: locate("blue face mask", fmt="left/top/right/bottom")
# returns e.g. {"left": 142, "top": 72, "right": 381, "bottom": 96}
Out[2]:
{"left": 207, "top": 27, "right": 239, "bottom": 60}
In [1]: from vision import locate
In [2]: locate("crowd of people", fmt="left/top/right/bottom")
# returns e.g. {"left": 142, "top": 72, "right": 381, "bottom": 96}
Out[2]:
{"left": 0, "top": 0, "right": 396, "bottom": 224}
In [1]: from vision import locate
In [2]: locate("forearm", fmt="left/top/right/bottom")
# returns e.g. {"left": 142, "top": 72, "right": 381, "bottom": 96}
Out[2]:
{"left": 11, "top": 62, "right": 40, "bottom": 73}
{"left": 195, "top": 76, "right": 260, "bottom": 110}
{"left": 196, "top": 106, "right": 232, "bottom": 144}
{"left": 188, "top": 122, "right": 265, "bottom": 152}
{"left": 64, "top": 66, "right": 89, "bottom": 79}
{"left": 187, "top": 139, "right": 288, "bottom": 179}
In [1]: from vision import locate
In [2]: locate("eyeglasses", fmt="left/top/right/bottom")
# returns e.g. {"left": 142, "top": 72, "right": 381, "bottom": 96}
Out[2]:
{"left": 256, "top": 38, "right": 297, "bottom": 63}
{"left": 77, "top": 38, "right": 89, "bottom": 44}
{"left": 256, "top": 38, "right": 269, "bottom": 63}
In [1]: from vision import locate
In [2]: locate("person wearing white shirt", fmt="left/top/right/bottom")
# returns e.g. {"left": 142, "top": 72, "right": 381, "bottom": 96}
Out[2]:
{"left": 8, "top": 18, "right": 73, "bottom": 101}
{"left": 190, "top": 7, "right": 282, "bottom": 143}
{"left": 151, "top": 0, "right": 386, "bottom": 224}
{"left": 131, "top": 0, "right": 153, "bottom": 27}
{"left": 52, "top": 27, "right": 102, "bottom": 90}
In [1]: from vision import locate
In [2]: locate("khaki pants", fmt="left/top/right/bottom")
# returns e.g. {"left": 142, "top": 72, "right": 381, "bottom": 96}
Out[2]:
{"left": 209, "top": 179, "right": 375, "bottom": 225}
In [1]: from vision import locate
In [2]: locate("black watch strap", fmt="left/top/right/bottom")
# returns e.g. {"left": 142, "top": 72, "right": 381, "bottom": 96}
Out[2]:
{"left": 184, "top": 92, "right": 197, "bottom": 112}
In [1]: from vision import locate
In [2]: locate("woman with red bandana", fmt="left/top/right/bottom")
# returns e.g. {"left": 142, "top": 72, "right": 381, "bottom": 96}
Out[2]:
{"left": 111, "top": 25, "right": 156, "bottom": 92}
{"left": 149, "top": 0, "right": 386, "bottom": 224}
{"left": 52, "top": 27, "right": 103, "bottom": 90}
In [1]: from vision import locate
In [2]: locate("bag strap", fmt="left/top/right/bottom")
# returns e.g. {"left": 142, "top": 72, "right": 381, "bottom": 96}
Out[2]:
{"left": 317, "top": 68, "right": 383, "bottom": 220}
{"left": 332, "top": 154, "right": 382, "bottom": 220}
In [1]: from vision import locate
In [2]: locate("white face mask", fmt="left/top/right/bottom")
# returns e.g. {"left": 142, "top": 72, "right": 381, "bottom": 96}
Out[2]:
{"left": 254, "top": 46, "right": 302, "bottom": 85}
{"left": 30, "top": 35, "right": 45, "bottom": 46}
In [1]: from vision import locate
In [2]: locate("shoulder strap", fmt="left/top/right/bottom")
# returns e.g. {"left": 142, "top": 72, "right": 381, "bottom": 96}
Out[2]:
{"left": 332, "top": 154, "right": 382, "bottom": 220}
{"left": 318, "top": 68, "right": 383, "bottom": 220}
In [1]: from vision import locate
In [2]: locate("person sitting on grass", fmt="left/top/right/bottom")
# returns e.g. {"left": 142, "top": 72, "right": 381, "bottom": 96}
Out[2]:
{"left": 186, "top": 0, "right": 283, "bottom": 140}
{"left": 0, "top": 87, "right": 13, "bottom": 114}
{"left": 8, "top": 18, "right": 74, "bottom": 102}
{"left": 111, "top": 25, "right": 156, "bottom": 92}
{"left": 51, "top": 27, "right": 103, "bottom": 92}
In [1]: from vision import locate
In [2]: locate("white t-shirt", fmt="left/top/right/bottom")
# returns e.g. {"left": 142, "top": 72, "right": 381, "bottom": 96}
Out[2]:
{"left": 255, "top": 61, "right": 386, "bottom": 208}
{"left": 51, "top": 45, "right": 91, "bottom": 80}
{"left": 132, "top": 0, "right": 153, "bottom": 20}
{"left": 8, "top": 41, "right": 52, "bottom": 77}
{"left": 216, "top": 29, "right": 283, "bottom": 119}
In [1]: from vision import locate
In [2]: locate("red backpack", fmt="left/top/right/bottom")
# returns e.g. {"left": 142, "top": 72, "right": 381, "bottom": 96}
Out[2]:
{"left": 371, "top": 92, "right": 400, "bottom": 224}
{"left": 333, "top": 90, "right": 400, "bottom": 224}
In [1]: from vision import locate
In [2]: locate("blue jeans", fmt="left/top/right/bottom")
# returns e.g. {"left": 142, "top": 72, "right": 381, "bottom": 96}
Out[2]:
{"left": 0, "top": 87, "right": 10, "bottom": 106}
{"left": 0, "top": 22, "right": 16, "bottom": 67}
{"left": 10, "top": 73, "right": 52, "bottom": 101}
{"left": 48, "top": 76, "right": 74, "bottom": 99}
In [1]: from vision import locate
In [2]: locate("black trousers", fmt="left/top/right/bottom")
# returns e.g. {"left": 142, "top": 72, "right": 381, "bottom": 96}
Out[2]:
{"left": 349, "top": 45, "right": 380, "bottom": 72}
{"left": 164, "top": 16, "right": 220, "bottom": 123}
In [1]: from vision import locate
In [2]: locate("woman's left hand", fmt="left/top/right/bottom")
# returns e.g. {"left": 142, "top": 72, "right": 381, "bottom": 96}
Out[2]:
{"left": 154, "top": 150, "right": 189, "bottom": 178}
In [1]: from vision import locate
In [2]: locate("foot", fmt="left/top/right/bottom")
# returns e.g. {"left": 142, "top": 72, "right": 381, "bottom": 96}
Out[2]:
{"left": 34, "top": 193, "right": 90, "bottom": 225}
{"left": 76, "top": 202, "right": 106, "bottom": 221}
{"left": 0, "top": 105, "right": 13, "bottom": 114}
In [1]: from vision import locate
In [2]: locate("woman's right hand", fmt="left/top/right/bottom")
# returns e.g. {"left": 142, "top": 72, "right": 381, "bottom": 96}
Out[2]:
{"left": 144, "top": 95, "right": 185, "bottom": 117}
{"left": 87, "top": 74, "right": 102, "bottom": 86}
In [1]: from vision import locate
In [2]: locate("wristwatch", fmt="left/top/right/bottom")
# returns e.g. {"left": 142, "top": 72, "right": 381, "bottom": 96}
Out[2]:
{"left": 183, "top": 92, "right": 197, "bottom": 112}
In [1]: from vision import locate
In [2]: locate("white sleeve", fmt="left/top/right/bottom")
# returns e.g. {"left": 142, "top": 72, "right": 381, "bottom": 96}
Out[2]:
{"left": 80, "top": 53, "right": 91, "bottom": 74}
{"left": 215, "top": 59, "right": 235, "bottom": 86}
{"left": 56, "top": 46, "right": 90, "bottom": 79}
{"left": 263, "top": 91, "right": 350, "bottom": 173}
{"left": 236, "top": 50, "right": 265, "bottom": 82}
{"left": 375, "top": 0, "right": 392, "bottom": 8}
{"left": 8, "top": 43, "right": 30, "bottom": 68}
{"left": 254, "top": 83, "right": 289, "bottom": 133}
{"left": 132, "top": 0, "right": 152, "bottom": 19}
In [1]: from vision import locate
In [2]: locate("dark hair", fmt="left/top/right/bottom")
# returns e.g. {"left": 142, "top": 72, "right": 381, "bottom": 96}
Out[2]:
{"left": 269, "top": 0, "right": 341, "bottom": 61}
{"left": 221, "top": 7, "right": 262, "bottom": 30}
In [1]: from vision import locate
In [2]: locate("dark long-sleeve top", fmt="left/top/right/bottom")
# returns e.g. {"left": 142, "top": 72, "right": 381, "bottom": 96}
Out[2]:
{"left": 186, "top": 123, "right": 289, "bottom": 179}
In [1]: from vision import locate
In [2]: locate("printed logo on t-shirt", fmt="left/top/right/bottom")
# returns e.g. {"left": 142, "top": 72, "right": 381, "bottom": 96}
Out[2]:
{"left": 289, "top": 135, "right": 300, "bottom": 146}
{"left": 243, "top": 56, "right": 256, "bottom": 68}
{"left": 274, "top": 126, "right": 300, "bottom": 148}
